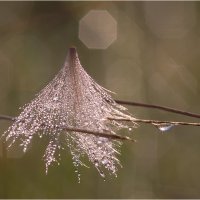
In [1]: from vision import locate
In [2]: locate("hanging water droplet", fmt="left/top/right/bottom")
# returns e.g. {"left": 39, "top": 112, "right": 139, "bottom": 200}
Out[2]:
{"left": 74, "top": 168, "right": 81, "bottom": 183}
{"left": 96, "top": 167, "right": 105, "bottom": 179}
{"left": 23, "top": 147, "right": 27, "bottom": 153}
{"left": 95, "top": 162, "right": 99, "bottom": 167}
{"left": 128, "top": 127, "right": 132, "bottom": 131}
{"left": 155, "top": 123, "right": 175, "bottom": 132}
{"left": 77, "top": 173, "right": 81, "bottom": 184}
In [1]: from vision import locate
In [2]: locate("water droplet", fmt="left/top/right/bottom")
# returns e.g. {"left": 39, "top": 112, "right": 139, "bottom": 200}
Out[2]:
{"left": 77, "top": 173, "right": 81, "bottom": 183}
{"left": 95, "top": 162, "right": 99, "bottom": 167}
{"left": 53, "top": 97, "right": 58, "bottom": 101}
{"left": 99, "top": 169, "right": 105, "bottom": 179}
{"left": 84, "top": 122, "right": 89, "bottom": 126}
{"left": 155, "top": 123, "right": 175, "bottom": 132}
{"left": 102, "top": 159, "right": 108, "bottom": 165}
{"left": 128, "top": 127, "right": 132, "bottom": 131}
{"left": 97, "top": 140, "right": 102, "bottom": 144}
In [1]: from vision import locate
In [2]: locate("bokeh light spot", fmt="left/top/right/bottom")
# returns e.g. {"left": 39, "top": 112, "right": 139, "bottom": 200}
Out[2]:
{"left": 79, "top": 10, "right": 117, "bottom": 49}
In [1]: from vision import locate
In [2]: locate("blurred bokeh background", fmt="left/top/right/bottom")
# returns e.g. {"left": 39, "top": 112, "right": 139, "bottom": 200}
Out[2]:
{"left": 0, "top": 1, "right": 200, "bottom": 198}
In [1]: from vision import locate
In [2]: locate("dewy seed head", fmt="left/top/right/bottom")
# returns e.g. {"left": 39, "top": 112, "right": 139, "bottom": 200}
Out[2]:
{"left": 3, "top": 47, "right": 136, "bottom": 180}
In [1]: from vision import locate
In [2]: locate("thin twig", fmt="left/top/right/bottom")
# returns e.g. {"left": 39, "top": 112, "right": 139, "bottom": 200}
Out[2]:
{"left": 108, "top": 117, "right": 200, "bottom": 126}
{"left": 0, "top": 115, "right": 15, "bottom": 121}
{"left": 61, "top": 126, "right": 136, "bottom": 142}
{"left": 0, "top": 114, "right": 135, "bottom": 142}
{"left": 1, "top": 113, "right": 200, "bottom": 128}
{"left": 115, "top": 100, "right": 200, "bottom": 119}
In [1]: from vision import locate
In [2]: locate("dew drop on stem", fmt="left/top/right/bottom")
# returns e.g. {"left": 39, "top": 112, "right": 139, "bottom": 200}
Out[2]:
{"left": 154, "top": 123, "right": 175, "bottom": 132}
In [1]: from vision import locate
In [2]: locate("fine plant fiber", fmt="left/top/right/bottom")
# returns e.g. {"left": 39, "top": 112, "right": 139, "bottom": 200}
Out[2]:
{"left": 3, "top": 47, "right": 136, "bottom": 179}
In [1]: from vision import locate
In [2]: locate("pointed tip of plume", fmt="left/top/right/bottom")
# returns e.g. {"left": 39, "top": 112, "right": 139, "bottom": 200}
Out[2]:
{"left": 68, "top": 46, "right": 77, "bottom": 58}
{"left": 65, "top": 46, "right": 78, "bottom": 67}
{"left": 69, "top": 46, "right": 77, "bottom": 50}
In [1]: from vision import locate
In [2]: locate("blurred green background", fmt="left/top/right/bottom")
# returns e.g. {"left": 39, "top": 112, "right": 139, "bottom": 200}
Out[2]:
{"left": 0, "top": 1, "right": 200, "bottom": 198}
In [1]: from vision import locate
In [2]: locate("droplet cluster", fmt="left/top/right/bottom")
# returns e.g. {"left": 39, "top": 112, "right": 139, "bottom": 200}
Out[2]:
{"left": 4, "top": 47, "right": 135, "bottom": 178}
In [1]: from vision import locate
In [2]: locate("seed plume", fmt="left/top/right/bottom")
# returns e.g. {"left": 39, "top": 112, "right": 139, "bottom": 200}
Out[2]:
{"left": 4, "top": 47, "right": 136, "bottom": 179}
